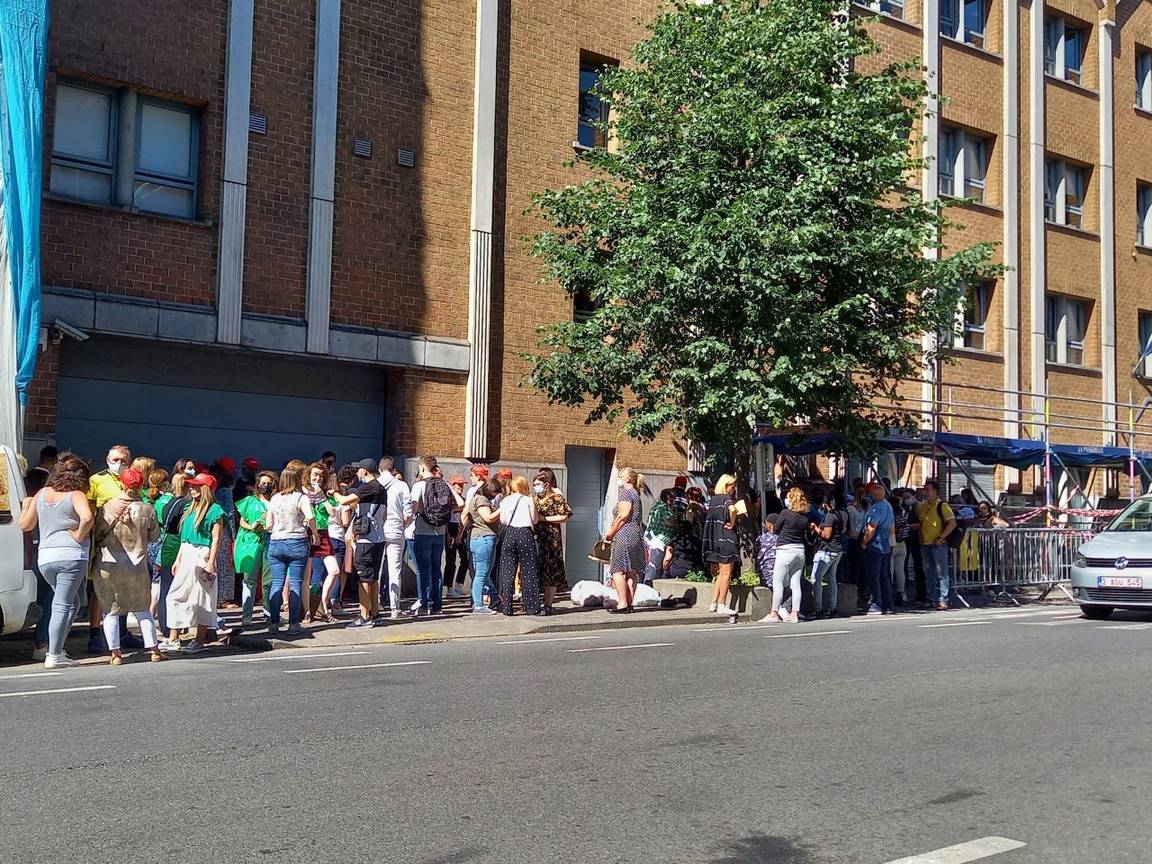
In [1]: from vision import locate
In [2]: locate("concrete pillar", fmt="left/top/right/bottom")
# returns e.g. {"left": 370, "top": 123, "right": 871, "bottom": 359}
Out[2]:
{"left": 921, "top": 0, "right": 941, "bottom": 477}
{"left": 216, "top": 0, "right": 255, "bottom": 345}
{"left": 1098, "top": 11, "right": 1117, "bottom": 443}
{"left": 1002, "top": 0, "right": 1021, "bottom": 441}
{"left": 464, "top": 0, "right": 499, "bottom": 460}
{"left": 1028, "top": 0, "right": 1047, "bottom": 432}
{"left": 305, "top": 0, "right": 342, "bottom": 355}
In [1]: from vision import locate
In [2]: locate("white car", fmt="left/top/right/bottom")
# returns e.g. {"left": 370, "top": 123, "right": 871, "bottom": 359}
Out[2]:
{"left": 0, "top": 444, "right": 39, "bottom": 635}
{"left": 1071, "top": 495, "right": 1152, "bottom": 619}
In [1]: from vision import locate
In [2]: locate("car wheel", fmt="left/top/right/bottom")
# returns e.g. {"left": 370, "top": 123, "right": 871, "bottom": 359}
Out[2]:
{"left": 1080, "top": 604, "right": 1114, "bottom": 620}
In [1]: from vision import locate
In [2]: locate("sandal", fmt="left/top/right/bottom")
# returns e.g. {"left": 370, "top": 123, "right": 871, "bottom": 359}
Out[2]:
{"left": 150, "top": 650, "right": 168, "bottom": 662}
{"left": 109, "top": 654, "right": 123, "bottom": 666}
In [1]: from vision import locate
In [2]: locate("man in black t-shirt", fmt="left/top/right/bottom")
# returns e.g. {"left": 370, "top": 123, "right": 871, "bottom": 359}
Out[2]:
{"left": 333, "top": 459, "right": 386, "bottom": 629}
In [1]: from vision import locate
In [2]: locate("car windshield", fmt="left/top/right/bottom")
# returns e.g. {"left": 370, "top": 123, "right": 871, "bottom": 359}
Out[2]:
{"left": 1106, "top": 498, "right": 1152, "bottom": 532}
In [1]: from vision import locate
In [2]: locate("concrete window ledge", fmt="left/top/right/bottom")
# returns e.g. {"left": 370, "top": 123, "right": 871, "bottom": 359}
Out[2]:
{"left": 41, "top": 286, "right": 469, "bottom": 374}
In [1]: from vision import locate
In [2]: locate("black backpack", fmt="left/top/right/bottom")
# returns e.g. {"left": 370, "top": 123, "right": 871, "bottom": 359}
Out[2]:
{"left": 161, "top": 496, "right": 190, "bottom": 535}
{"left": 938, "top": 501, "right": 964, "bottom": 549}
{"left": 420, "top": 477, "right": 454, "bottom": 528}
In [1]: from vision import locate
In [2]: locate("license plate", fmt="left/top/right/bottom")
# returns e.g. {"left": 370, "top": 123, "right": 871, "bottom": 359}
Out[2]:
{"left": 1098, "top": 576, "right": 1143, "bottom": 589}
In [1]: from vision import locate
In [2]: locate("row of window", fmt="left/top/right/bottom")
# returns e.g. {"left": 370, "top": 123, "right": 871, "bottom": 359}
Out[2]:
{"left": 51, "top": 81, "right": 199, "bottom": 219}
{"left": 958, "top": 285, "right": 1088, "bottom": 368}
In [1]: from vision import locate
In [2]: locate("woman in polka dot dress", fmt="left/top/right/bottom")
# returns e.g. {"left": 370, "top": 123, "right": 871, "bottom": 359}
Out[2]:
{"left": 605, "top": 467, "right": 646, "bottom": 613}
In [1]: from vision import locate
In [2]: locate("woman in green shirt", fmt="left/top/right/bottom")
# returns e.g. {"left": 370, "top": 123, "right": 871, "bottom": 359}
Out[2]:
{"left": 161, "top": 473, "right": 225, "bottom": 654}
{"left": 235, "top": 471, "right": 275, "bottom": 629}
{"left": 152, "top": 472, "right": 189, "bottom": 633}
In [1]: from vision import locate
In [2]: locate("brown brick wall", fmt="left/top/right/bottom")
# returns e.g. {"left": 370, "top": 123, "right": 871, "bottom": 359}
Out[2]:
{"left": 242, "top": 0, "right": 313, "bottom": 318}
{"left": 25, "top": 340, "right": 59, "bottom": 435}
{"left": 41, "top": 0, "right": 226, "bottom": 306}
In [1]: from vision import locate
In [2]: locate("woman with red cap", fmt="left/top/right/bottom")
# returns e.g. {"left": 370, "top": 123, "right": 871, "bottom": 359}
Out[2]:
{"left": 160, "top": 472, "right": 227, "bottom": 653}
{"left": 93, "top": 468, "right": 166, "bottom": 664}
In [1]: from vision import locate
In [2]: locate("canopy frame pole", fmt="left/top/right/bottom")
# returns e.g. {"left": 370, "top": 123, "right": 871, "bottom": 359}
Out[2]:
{"left": 1044, "top": 379, "right": 1053, "bottom": 527}
{"left": 937, "top": 445, "right": 996, "bottom": 503}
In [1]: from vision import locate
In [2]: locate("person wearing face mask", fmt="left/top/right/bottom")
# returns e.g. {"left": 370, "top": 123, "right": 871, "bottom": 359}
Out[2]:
{"left": 86, "top": 444, "right": 136, "bottom": 654}
{"left": 303, "top": 462, "right": 339, "bottom": 623}
{"left": 173, "top": 458, "right": 197, "bottom": 482}
{"left": 235, "top": 471, "right": 275, "bottom": 629}
{"left": 532, "top": 468, "right": 572, "bottom": 615}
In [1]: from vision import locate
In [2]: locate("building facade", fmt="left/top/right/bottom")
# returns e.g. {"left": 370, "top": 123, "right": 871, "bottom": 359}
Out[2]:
{"left": 29, "top": 0, "right": 696, "bottom": 580}
{"left": 23, "top": 0, "right": 1152, "bottom": 523}
{"left": 849, "top": 0, "right": 1152, "bottom": 500}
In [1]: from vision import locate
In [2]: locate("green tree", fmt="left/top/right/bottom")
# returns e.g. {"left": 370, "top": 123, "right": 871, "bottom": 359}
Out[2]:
{"left": 528, "top": 0, "right": 996, "bottom": 480}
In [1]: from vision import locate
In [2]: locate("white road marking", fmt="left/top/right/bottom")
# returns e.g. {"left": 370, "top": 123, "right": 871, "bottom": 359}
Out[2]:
{"left": 918, "top": 622, "right": 992, "bottom": 629}
{"left": 224, "top": 651, "right": 371, "bottom": 663}
{"left": 1021, "top": 621, "right": 1077, "bottom": 626}
{"left": 689, "top": 624, "right": 781, "bottom": 633}
{"left": 0, "top": 671, "right": 64, "bottom": 681}
{"left": 0, "top": 685, "right": 116, "bottom": 699}
{"left": 1099, "top": 623, "right": 1152, "bottom": 630}
{"left": 765, "top": 630, "right": 853, "bottom": 639}
{"left": 497, "top": 636, "right": 603, "bottom": 645}
{"left": 882, "top": 835, "right": 1026, "bottom": 864}
{"left": 283, "top": 661, "right": 431, "bottom": 675}
{"left": 568, "top": 642, "right": 674, "bottom": 653}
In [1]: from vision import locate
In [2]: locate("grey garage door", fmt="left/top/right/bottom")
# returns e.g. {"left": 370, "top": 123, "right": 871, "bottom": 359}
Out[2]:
{"left": 56, "top": 338, "right": 387, "bottom": 469}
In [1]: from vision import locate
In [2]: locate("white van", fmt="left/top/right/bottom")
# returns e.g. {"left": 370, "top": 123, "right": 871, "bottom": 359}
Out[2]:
{"left": 0, "top": 444, "right": 39, "bottom": 635}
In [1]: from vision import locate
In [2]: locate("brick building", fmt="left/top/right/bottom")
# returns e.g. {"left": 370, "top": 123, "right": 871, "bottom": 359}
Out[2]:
{"left": 21, "top": 0, "right": 1152, "bottom": 548}
{"left": 846, "top": 0, "right": 1152, "bottom": 500}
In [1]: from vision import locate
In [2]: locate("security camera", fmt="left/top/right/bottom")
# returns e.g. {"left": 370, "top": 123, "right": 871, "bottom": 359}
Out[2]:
{"left": 53, "top": 319, "right": 89, "bottom": 342}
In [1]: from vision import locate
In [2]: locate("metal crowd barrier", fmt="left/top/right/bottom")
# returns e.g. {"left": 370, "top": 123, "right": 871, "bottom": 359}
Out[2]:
{"left": 951, "top": 527, "right": 1095, "bottom": 606}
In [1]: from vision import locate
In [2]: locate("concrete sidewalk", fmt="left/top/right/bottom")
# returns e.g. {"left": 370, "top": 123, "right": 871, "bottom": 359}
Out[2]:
{"left": 236, "top": 598, "right": 722, "bottom": 652}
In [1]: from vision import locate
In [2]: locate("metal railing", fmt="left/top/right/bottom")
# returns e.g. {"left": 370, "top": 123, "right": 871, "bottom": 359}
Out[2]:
{"left": 951, "top": 527, "right": 1094, "bottom": 605}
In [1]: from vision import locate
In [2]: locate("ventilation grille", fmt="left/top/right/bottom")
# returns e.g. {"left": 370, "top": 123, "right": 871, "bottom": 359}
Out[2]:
{"left": 397, "top": 147, "right": 416, "bottom": 168}
{"left": 249, "top": 111, "right": 268, "bottom": 134}
{"left": 353, "top": 137, "right": 372, "bottom": 158}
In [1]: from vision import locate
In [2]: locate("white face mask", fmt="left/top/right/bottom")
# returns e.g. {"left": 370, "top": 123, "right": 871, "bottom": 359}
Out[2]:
{"left": 107, "top": 459, "right": 125, "bottom": 476}
{"left": 185, "top": 467, "right": 196, "bottom": 477}
{"left": 533, "top": 483, "right": 546, "bottom": 496}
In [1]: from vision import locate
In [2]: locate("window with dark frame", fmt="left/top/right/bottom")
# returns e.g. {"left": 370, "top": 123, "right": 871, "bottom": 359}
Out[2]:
{"left": 1044, "top": 157, "right": 1086, "bottom": 228}
{"left": 1139, "top": 312, "right": 1152, "bottom": 378}
{"left": 48, "top": 78, "right": 199, "bottom": 220}
{"left": 1044, "top": 15, "right": 1086, "bottom": 84}
{"left": 49, "top": 81, "right": 117, "bottom": 205}
{"left": 960, "top": 281, "right": 992, "bottom": 351}
{"left": 1138, "top": 183, "right": 1152, "bottom": 247}
{"left": 1045, "top": 295, "right": 1088, "bottom": 366}
{"left": 1138, "top": 49, "right": 1152, "bottom": 110}
{"left": 941, "top": 0, "right": 987, "bottom": 48}
{"left": 577, "top": 56, "right": 615, "bottom": 150}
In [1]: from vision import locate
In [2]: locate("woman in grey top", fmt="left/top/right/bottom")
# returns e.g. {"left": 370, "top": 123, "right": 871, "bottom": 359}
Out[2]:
{"left": 463, "top": 479, "right": 502, "bottom": 614}
{"left": 19, "top": 454, "right": 95, "bottom": 669}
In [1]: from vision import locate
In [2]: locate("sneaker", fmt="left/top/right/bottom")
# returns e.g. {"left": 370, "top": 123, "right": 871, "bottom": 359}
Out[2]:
{"left": 44, "top": 653, "right": 79, "bottom": 669}
{"left": 121, "top": 633, "right": 146, "bottom": 650}
{"left": 716, "top": 604, "right": 737, "bottom": 616}
{"left": 268, "top": 622, "right": 281, "bottom": 634}
{"left": 32, "top": 645, "right": 47, "bottom": 662}
{"left": 447, "top": 586, "right": 468, "bottom": 599}
{"left": 882, "top": 610, "right": 896, "bottom": 615}
{"left": 756, "top": 611, "right": 783, "bottom": 623}
{"left": 183, "top": 640, "right": 206, "bottom": 654}
{"left": 157, "top": 638, "right": 182, "bottom": 652}
{"left": 345, "top": 617, "right": 375, "bottom": 630}
{"left": 409, "top": 600, "right": 422, "bottom": 613}
{"left": 390, "top": 610, "right": 401, "bottom": 620}
{"left": 472, "top": 606, "right": 497, "bottom": 616}
{"left": 241, "top": 616, "right": 253, "bottom": 629}
{"left": 708, "top": 602, "right": 718, "bottom": 613}
{"left": 866, "top": 604, "right": 883, "bottom": 616}
{"left": 286, "top": 623, "right": 302, "bottom": 636}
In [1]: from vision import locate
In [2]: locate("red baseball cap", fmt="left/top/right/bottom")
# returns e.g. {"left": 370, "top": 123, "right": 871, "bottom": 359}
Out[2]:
{"left": 187, "top": 472, "right": 218, "bottom": 491}
{"left": 673, "top": 475, "right": 688, "bottom": 489}
{"left": 242, "top": 457, "right": 260, "bottom": 471}
{"left": 470, "top": 465, "right": 491, "bottom": 480}
{"left": 497, "top": 468, "right": 513, "bottom": 480}
{"left": 216, "top": 457, "right": 237, "bottom": 474}
{"left": 450, "top": 474, "right": 467, "bottom": 486}
{"left": 119, "top": 468, "right": 145, "bottom": 490}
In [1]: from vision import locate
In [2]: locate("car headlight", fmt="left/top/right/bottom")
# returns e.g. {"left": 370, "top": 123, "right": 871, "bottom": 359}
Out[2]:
{"left": 1074, "top": 554, "right": 1088, "bottom": 568}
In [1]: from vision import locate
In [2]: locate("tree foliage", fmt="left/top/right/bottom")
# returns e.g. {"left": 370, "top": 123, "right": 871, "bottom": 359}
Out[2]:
{"left": 527, "top": 0, "right": 997, "bottom": 459}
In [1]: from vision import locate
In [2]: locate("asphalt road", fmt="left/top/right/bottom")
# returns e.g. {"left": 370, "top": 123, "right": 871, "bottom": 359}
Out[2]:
{"left": 1, "top": 604, "right": 1148, "bottom": 864}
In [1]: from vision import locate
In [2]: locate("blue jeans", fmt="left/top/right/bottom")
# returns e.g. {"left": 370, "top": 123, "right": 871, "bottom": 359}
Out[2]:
{"left": 267, "top": 539, "right": 310, "bottom": 626}
{"left": 864, "top": 548, "right": 893, "bottom": 612}
{"left": 413, "top": 533, "right": 445, "bottom": 611}
{"left": 470, "top": 534, "right": 496, "bottom": 608}
{"left": 810, "top": 549, "right": 842, "bottom": 613}
{"left": 34, "top": 567, "right": 53, "bottom": 647}
{"left": 922, "top": 542, "right": 951, "bottom": 605}
{"left": 40, "top": 557, "right": 86, "bottom": 658}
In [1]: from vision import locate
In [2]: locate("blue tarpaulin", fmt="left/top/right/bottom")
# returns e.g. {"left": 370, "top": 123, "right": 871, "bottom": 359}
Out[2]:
{"left": 0, "top": 0, "right": 49, "bottom": 408}
{"left": 753, "top": 429, "right": 1152, "bottom": 471}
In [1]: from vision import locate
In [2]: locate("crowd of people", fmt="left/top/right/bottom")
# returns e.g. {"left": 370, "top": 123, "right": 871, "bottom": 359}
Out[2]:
{"left": 16, "top": 440, "right": 1011, "bottom": 669}
{"left": 17, "top": 445, "right": 584, "bottom": 669}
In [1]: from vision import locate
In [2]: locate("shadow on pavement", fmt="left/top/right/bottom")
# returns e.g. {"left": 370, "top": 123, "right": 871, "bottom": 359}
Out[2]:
{"left": 712, "top": 833, "right": 824, "bottom": 864}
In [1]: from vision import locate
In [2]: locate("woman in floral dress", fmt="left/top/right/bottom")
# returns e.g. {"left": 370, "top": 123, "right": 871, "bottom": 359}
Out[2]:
{"left": 533, "top": 468, "right": 572, "bottom": 615}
